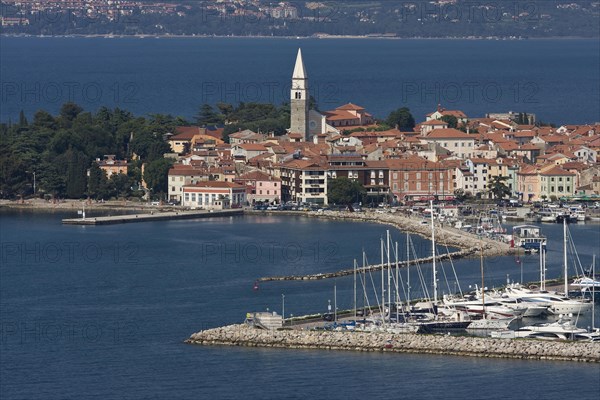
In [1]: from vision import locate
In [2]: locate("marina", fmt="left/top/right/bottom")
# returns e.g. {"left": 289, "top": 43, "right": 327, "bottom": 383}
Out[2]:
{"left": 187, "top": 210, "right": 600, "bottom": 361}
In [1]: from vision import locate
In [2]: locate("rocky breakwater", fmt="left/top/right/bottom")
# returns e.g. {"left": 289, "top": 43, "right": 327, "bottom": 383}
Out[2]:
{"left": 186, "top": 324, "right": 600, "bottom": 363}
{"left": 314, "top": 211, "right": 513, "bottom": 258}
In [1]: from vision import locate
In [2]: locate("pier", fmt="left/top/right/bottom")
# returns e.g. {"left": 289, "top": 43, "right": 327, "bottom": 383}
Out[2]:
{"left": 258, "top": 246, "right": 481, "bottom": 282}
{"left": 61, "top": 209, "right": 243, "bottom": 225}
{"left": 186, "top": 324, "right": 600, "bottom": 363}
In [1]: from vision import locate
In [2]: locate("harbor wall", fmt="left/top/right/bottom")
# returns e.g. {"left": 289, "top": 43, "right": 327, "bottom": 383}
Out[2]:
{"left": 186, "top": 324, "right": 600, "bottom": 363}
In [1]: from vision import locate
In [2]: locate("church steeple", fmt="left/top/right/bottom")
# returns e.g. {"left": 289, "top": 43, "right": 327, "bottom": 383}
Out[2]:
{"left": 292, "top": 48, "right": 307, "bottom": 80}
{"left": 290, "top": 48, "right": 309, "bottom": 141}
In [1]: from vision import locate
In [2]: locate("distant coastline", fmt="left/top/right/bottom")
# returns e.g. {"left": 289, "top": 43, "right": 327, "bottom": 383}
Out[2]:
{"left": 2, "top": 33, "right": 598, "bottom": 41}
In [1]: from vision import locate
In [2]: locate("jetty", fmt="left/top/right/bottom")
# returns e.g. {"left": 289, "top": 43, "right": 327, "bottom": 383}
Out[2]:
{"left": 255, "top": 209, "right": 513, "bottom": 282}
{"left": 258, "top": 246, "right": 482, "bottom": 282}
{"left": 186, "top": 324, "right": 600, "bottom": 363}
{"left": 61, "top": 209, "right": 243, "bottom": 225}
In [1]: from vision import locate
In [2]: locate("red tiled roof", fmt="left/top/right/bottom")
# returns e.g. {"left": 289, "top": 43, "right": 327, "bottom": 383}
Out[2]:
{"left": 426, "top": 128, "right": 474, "bottom": 139}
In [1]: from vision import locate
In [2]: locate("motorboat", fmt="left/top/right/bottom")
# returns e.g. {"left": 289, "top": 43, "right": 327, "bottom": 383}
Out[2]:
{"left": 491, "top": 315, "right": 593, "bottom": 341}
{"left": 501, "top": 285, "right": 593, "bottom": 315}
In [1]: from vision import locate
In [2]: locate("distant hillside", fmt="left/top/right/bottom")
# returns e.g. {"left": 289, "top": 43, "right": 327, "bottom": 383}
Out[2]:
{"left": 1, "top": 0, "right": 599, "bottom": 38}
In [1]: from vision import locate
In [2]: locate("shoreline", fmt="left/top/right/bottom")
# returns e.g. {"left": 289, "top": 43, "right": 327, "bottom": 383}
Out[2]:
{"left": 186, "top": 324, "right": 600, "bottom": 363}
{"left": 2, "top": 34, "right": 598, "bottom": 41}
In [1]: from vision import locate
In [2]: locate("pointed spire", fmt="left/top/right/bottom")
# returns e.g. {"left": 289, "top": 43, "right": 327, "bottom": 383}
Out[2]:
{"left": 292, "top": 48, "right": 307, "bottom": 80}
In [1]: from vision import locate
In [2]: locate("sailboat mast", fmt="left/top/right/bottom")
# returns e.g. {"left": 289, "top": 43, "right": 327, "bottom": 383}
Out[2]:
{"left": 430, "top": 200, "right": 437, "bottom": 303}
{"left": 353, "top": 259, "right": 357, "bottom": 320}
{"left": 563, "top": 217, "right": 568, "bottom": 295}
{"left": 407, "top": 233, "right": 411, "bottom": 306}
{"left": 480, "top": 243, "right": 485, "bottom": 317}
{"left": 592, "top": 255, "right": 596, "bottom": 330}
{"left": 395, "top": 240, "right": 399, "bottom": 321}
{"left": 363, "top": 250, "right": 367, "bottom": 313}
{"left": 539, "top": 241, "right": 544, "bottom": 290}
{"left": 380, "top": 236, "right": 385, "bottom": 322}
{"left": 387, "top": 230, "right": 391, "bottom": 318}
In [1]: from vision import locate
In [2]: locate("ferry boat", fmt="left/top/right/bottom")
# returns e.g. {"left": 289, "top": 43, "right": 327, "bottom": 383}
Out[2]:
{"left": 511, "top": 225, "right": 547, "bottom": 252}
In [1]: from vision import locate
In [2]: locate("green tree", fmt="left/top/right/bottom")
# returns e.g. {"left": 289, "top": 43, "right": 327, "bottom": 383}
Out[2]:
{"left": 196, "top": 104, "right": 223, "bottom": 126}
{"left": 143, "top": 158, "right": 174, "bottom": 197}
{"left": 65, "top": 148, "right": 88, "bottom": 198}
{"left": 386, "top": 107, "right": 415, "bottom": 130}
{"left": 440, "top": 115, "right": 458, "bottom": 129}
{"left": 18, "top": 110, "right": 28, "bottom": 127}
{"left": 60, "top": 102, "right": 84, "bottom": 121}
{"left": 328, "top": 177, "right": 366, "bottom": 206}
{"left": 487, "top": 175, "right": 511, "bottom": 200}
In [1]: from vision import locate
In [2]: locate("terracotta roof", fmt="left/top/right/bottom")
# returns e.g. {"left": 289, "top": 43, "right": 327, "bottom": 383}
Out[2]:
{"left": 237, "top": 143, "right": 268, "bottom": 151}
{"left": 421, "top": 119, "right": 449, "bottom": 126}
{"left": 426, "top": 128, "right": 474, "bottom": 139}
{"left": 335, "top": 103, "right": 365, "bottom": 111}
{"left": 540, "top": 166, "right": 575, "bottom": 176}
{"left": 238, "top": 170, "right": 281, "bottom": 181}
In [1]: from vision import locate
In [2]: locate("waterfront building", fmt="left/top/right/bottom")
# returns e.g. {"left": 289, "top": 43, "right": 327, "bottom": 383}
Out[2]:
{"left": 182, "top": 181, "right": 246, "bottom": 209}
{"left": 235, "top": 170, "right": 281, "bottom": 204}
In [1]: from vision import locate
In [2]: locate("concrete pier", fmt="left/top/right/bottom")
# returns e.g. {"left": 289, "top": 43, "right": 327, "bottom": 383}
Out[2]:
{"left": 62, "top": 209, "right": 243, "bottom": 225}
{"left": 186, "top": 324, "right": 600, "bottom": 363}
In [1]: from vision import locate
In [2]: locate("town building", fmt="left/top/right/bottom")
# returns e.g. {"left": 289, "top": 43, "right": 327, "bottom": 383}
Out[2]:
{"left": 182, "top": 181, "right": 246, "bottom": 209}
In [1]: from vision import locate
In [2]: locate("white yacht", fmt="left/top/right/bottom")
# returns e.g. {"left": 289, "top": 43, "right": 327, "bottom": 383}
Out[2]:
{"left": 501, "top": 285, "right": 593, "bottom": 315}
{"left": 491, "top": 316, "right": 594, "bottom": 341}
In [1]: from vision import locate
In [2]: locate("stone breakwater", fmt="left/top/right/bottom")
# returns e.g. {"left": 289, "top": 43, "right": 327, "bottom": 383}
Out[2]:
{"left": 315, "top": 211, "right": 513, "bottom": 257}
{"left": 186, "top": 324, "right": 600, "bottom": 363}
{"left": 255, "top": 210, "right": 513, "bottom": 282}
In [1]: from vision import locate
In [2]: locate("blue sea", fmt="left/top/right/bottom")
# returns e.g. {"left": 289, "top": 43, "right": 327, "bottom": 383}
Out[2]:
{"left": 0, "top": 37, "right": 599, "bottom": 124}
{"left": 1, "top": 210, "right": 599, "bottom": 399}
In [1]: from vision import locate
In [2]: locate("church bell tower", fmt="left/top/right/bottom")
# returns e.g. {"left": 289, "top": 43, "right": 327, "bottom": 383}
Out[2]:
{"left": 290, "top": 48, "right": 309, "bottom": 141}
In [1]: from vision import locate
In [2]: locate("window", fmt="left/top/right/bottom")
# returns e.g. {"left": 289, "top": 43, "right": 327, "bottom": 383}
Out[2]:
{"left": 191, "top": 193, "right": 196, "bottom": 201}
{"left": 267, "top": 190, "right": 270, "bottom": 195}
{"left": 259, "top": 182, "right": 263, "bottom": 186}
{"left": 260, "top": 190, "right": 262, "bottom": 194}
{"left": 393, "top": 172, "right": 398, "bottom": 180}
{"left": 171, "top": 186, "right": 175, "bottom": 191}
{"left": 184, "top": 193, "right": 189, "bottom": 201}
{"left": 393, "top": 183, "right": 398, "bottom": 190}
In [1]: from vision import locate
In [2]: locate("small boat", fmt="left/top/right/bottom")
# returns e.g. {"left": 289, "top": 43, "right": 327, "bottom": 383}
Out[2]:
{"left": 511, "top": 225, "right": 547, "bottom": 252}
{"left": 537, "top": 208, "right": 557, "bottom": 223}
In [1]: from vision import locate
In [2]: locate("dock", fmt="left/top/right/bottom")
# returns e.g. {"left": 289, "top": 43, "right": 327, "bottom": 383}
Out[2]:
{"left": 62, "top": 209, "right": 243, "bottom": 225}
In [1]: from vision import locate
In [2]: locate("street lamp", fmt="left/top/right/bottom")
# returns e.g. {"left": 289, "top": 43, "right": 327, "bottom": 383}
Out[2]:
{"left": 281, "top": 294, "right": 285, "bottom": 321}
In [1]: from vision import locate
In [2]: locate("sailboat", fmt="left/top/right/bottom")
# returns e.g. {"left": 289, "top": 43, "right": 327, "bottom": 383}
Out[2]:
{"left": 412, "top": 201, "right": 472, "bottom": 333}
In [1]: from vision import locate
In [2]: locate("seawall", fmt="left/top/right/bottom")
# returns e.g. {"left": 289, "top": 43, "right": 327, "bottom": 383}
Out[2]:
{"left": 186, "top": 324, "right": 600, "bottom": 363}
